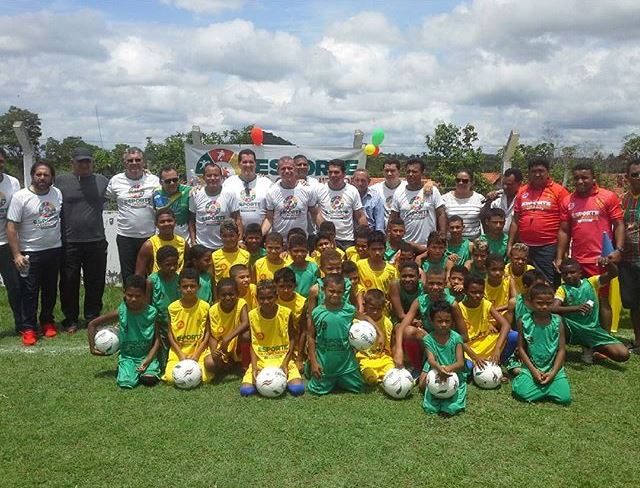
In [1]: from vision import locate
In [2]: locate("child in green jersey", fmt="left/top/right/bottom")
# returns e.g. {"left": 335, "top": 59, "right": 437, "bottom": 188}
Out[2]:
{"left": 479, "top": 208, "right": 508, "bottom": 259}
{"left": 244, "top": 223, "right": 266, "bottom": 269}
{"left": 464, "top": 238, "right": 489, "bottom": 279}
{"left": 448, "top": 264, "right": 468, "bottom": 302}
{"left": 389, "top": 261, "right": 424, "bottom": 323}
{"left": 287, "top": 232, "right": 319, "bottom": 297}
{"left": 419, "top": 300, "right": 467, "bottom": 416}
{"left": 307, "top": 275, "right": 364, "bottom": 395}
{"left": 512, "top": 283, "right": 571, "bottom": 405}
{"left": 446, "top": 215, "right": 472, "bottom": 266}
{"left": 417, "top": 231, "right": 453, "bottom": 276}
{"left": 88, "top": 275, "right": 161, "bottom": 389}
{"left": 384, "top": 217, "right": 406, "bottom": 264}
{"left": 187, "top": 244, "right": 213, "bottom": 303}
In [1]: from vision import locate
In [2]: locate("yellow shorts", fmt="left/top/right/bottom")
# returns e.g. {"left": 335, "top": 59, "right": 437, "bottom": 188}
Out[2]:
{"left": 242, "top": 359, "right": 301, "bottom": 384}
{"left": 162, "top": 352, "right": 212, "bottom": 384}
{"left": 465, "top": 333, "right": 499, "bottom": 359}
{"left": 359, "top": 354, "right": 395, "bottom": 385}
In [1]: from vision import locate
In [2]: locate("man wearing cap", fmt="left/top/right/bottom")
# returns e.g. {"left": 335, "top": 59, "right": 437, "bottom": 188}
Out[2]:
{"left": 56, "top": 148, "right": 109, "bottom": 332}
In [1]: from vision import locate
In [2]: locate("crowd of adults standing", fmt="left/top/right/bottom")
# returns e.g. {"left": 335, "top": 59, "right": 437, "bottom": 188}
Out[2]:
{"left": 0, "top": 145, "right": 638, "bottom": 352}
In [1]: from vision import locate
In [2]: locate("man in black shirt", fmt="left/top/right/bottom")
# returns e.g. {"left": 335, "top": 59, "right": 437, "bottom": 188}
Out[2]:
{"left": 57, "top": 148, "right": 108, "bottom": 332}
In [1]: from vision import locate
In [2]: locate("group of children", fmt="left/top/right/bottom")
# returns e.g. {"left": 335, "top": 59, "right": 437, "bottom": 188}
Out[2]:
{"left": 88, "top": 210, "right": 630, "bottom": 416}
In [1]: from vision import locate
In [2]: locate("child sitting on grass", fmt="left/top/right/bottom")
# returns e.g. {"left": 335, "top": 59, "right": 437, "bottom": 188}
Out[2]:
{"left": 418, "top": 300, "right": 467, "bottom": 416}
{"left": 357, "top": 289, "right": 395, "bottom": 385}
{"left": 88, "top": 275, "right": 161, "bottom": 389}
{"left": 506, "top": 243, "right": 534, "bottom": 294}
{"left": 512, "top": 283, "right": 571, "bottom": 405}
{"left": 253, "top": 232, "right": 286, "bottom": 282}
{"left": 186, "top": 244, "right": 213, "bottom": 304}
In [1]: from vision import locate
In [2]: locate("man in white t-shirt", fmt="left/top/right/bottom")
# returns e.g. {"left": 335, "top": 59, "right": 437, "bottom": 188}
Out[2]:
{"left": 294, "top": 154, "right": 321, "bottom": 240}
{"left": 262, "top": 156, "right": 319, "bottom": 240}
{"left": 7, "top": 162, "right": 63, "bottom": 346}
{"left": 316, "top": 159, "right": 367, "bottom": 249}
{"left": 390, "top": 158, "right": 446, "bottom": 246}
{"left": 0, "top": 148, "right": 21, "bottom": 332}
{"left": 371, "top": 159, "right": 406, "bottom": 227}
{"left": 222, "top": 148, "right": 272, "bottom": 230}
{"left": 105, "top": 147, "right": 160, "bottom": 284}
{"left": 481, "top": 167, "right": 523, "bottom": 233}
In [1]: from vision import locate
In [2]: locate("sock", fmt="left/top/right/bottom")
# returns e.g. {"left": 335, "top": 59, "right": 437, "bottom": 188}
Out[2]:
{"left": 240, "top": 384, "right": 256, "bottom": 397}
{"left": 403, "top": 339, "right": 423, "bottom": 371}
{"left": 287, "top": 382, "right": 305, "bottom": 396}
{"left": 240, "top": 342, "right": 251, "bottom": 369}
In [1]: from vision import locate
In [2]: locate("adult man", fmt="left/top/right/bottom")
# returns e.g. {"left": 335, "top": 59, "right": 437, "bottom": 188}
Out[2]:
{"left": 351, "top": 168, "right": 385, "bottom": 232}
{"left": 7, "top": 162, "right": 63, "bottom": 345}
{"left": 105, "top": 147, "right": 160, "bottom": 284}
{"left": 262, "top": 156, "right": 319, "bottom": 239}
{"left": 390, "top": 158, "right": 446, "bottom": 246}
{"left": 481, "top": 167, "right": 522, "bottom": 232}
{"left": 153, "top": 166, "right": 191, "bottom": 239}
{"left": 371, "top": 159, "right": 405, "bottom": 226}
{"left": 619, "top": 158, "right": 640, "bottom": 352}
{"left": 222, "top": 148, "right": 272, "bottom": 229}
{"left": 555, "top": 162, "right": 624, "bottom": 332}
{"left": 0, "top": 147, "right": 21, "bottom": 332}
{"left": 508, "top": 157, "right": 569, "bottom": 287}
{"left": 56, "top": 147, "right": 109, "bottom": 333}
{"left": 294, "top": 154, "right": 321, "bottom": 239}
{"left": 316, "top": 159, "right": 367, "bottom": 249}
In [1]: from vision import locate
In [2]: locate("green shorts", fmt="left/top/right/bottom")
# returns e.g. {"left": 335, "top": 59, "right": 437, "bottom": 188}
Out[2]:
{"left": 423, "top": 378, "right": 467, "bottom": 415}
{"left": 512, "top": 367, "right": 571, "bottom": 405}
{"left": 117, "top": 356, "right": 161, "bottom": 389}
{"left": 307, "top": 369, "right": 363, "bottom": 395}
{"left": 564, "top": 320, "right": 621, "bottom": 349}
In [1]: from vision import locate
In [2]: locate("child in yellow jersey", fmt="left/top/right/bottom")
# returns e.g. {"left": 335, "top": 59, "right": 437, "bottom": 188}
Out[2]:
{"left": 230, "top": 264, "right": 257, "bottom": 312}
{"left": 310, "top": 230, "right": 345, "bottom": 268}
{"left": 274, "top": 267, "right": 307, "bottom": 372}
{"left": 357, "top": 289, "right": 395, "bottom": 384}
{"left": 205, "top": 278, "right": 250, "bottom": 377}
{"left": 163, "top": 268, "right": 212, "bottom": 384}
{"left": 459, "top": 274, "right": 517, "bottom": 370}
{"left": 135, "top": 208, "right": 187, "bottom": 276}
{"left": 240, "top": 280, "right": 305, "bottom": 397}
{"left": 506, "top": 243, "right": 534, "bottom": 294}
{"left": 345, "top": 227, "right": 369, "bottom": 263}
{"left": 484, "top": 254, "right": 516, "bottom": 324}
{"left": 356, "top": 230, "right": 398, "bottom": 297}
{"left": 211, "top": 219, "right": 250, "bottom": 285}
{"left": 253, "top": 232, "right": 286, "bottom": 283}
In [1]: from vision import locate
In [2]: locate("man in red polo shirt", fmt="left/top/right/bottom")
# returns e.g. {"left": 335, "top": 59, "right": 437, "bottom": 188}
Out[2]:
{"left": 507, "top": 157, "right": 569, "bottom": 287}
{"left": 556, "top": 162, "right": 625, "bottom": 332}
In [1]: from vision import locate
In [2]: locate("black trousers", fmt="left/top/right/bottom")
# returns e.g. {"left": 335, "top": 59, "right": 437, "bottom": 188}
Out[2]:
{"left": 116, "top": 235, "right": 149, "bottom": 285}
{"left": 0, "top": 243, "right": 21, "bottom": 331}
{"left": 59, "top": 240, "right": 108, "bottom": 326}
{"left": 18, "top": 247, "right": 61, "bottom": 333}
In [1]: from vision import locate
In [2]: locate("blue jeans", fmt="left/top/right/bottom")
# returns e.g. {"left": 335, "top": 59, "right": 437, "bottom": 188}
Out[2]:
{"left": 528, "top": 243, "right": 559, "bottom": 288}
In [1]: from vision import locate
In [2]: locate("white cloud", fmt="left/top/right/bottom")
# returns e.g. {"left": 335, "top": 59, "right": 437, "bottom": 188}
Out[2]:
{"left": 161, "top": 0, "right": 246, "bottom": 15}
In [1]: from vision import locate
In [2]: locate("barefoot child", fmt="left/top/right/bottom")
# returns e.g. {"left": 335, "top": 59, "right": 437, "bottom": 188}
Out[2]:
{"left": 357, "top": 289, "right": 395, "bottom": 384}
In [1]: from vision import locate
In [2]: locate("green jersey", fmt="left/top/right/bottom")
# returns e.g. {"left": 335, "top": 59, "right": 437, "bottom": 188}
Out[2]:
{"left": 316, "top": 277, "right": 352, "bottom": 307}
{"left": 422, "top": 330, "right": 465, "bottom": 379}
{"left": 447, "top": 239, "right": 471, "bottom": 265}
{"left": 422, "top": 255, "right": 448, "bottom": 273}
{"left": 479, "top": 233, "right": 508, "bottom": 259}
{"left": 418, "top": 289, "right": 456, "bottom": 333}
{"left": 118, "top": 302, "right": 158, "bottom": 359}
{"left": 148, "top": 272, "right": 180, "bottom": 329}
{"left": 521, "top": 313, "right": 562, "bottom": 373}
{"left": 197, "top": 272, "right": 213, "bottom": 304}
{"left": 289, "top": 261, "right": 319, "bottom": 297}
{"left": 514, "top": 294, "right": 531, "bottom": 323}
{"left": 384, "top": 242, "right": 400, "bottom": 262}
{"left": 311, "top": 303, "right": 359, "bottom": 376}
{"left": 399, "top": 282, "right": 424, "bottom": 314}
{"left": 152, "top": 184, "right": 191, "bottom": 227}
{"left": 249, "top": 248, "right": 267, "bottom": 269}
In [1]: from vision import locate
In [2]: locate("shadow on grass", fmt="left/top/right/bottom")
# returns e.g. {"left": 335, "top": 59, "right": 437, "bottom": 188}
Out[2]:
{"left": 94, "top": 369, "right": 117, "bottom": 379}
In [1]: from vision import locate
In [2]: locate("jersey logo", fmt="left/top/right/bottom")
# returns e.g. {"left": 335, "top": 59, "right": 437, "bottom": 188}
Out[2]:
{"left": 256, "top": 331, "right": 265, "bottom": 340}
{"left": 0, "top": 191, "right": 6, "bottom": 208}
{"left": 282, "top": 195, "right": 299, "bottom": 211}
{"left": 205, "top": 200, "right": 221, "bottom": 215}
{"left": 330, "top": 195, "right": 344, "bottom": 210}
{"left": 408, "top": 195, "right": 424, "bottom": 211}
{"left": 240, "top": 189, "right": 255, "bottom": 204}
{"left": 176, "top": 320, "right": 185, "bottom": 330}
{"left": 38, "top": 201, "right": 57, "bottom": 218}
{"left": 128, "top": 183, "right": 144, "bottom": 199}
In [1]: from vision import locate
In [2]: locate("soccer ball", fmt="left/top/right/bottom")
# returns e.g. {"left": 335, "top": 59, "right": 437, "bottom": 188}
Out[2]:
{"left": 348, "top": 320, "right": 377, "bottom": 351}
{"left": 172, "top": 359, "right": 202, "bottom": 389}
{"left": 256, "top": 367, "right": 287, "bottom": 398}
{"left": 94, "top": 328, "right": 120, "bottom": 355}
{"left": 381, "top": 368, "right": 414, "bottom": 399}
{"left": 473, "top": 363, "right": 503, "bottom": 389}
{"left": 426, "top": 369, "right": 459, "bottom": 399}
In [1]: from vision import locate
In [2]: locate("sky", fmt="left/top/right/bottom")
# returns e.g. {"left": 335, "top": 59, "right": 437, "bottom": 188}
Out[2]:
{"left": 1, "top": 0, "right": 639, "bottom": 155}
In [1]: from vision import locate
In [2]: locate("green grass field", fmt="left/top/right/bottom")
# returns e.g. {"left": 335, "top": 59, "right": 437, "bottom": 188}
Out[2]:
{"left": 1, "top": 287, "right": 639, "bottom": 488}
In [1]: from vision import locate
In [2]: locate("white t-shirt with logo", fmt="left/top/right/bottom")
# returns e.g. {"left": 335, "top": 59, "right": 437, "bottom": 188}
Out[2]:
{"left": 189, "top": 187, "right": 239, "bottom": 249}
{"left": 442, "top": 191, "right": 485, "bottom": 239}
{"left": 371, "top": 180, "right": 406, "bottom": 226}
{"left": 391, "top": 186, "right": 444, "bottom": 245}
{"left": 7, "top": 186, "right": 63, "bottom": 252}
{"left": 105, "top": 172, "right": 160, "bottom": 238}
{"left": 222, "top": 174, "right": 272, "bottom": 228}
{"left": 316, "top": 183, "right": 363, "bottom": 241}
{"left": 0, "top": 174, "right": 21, "bottom": 245}
{"left": 265, "top": 182, "right": 317, "bottom": 238}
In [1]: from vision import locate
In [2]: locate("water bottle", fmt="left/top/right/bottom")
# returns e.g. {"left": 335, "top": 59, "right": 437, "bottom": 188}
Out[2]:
{"left": 19, "top": 255, "right": 30, "bottom": 278}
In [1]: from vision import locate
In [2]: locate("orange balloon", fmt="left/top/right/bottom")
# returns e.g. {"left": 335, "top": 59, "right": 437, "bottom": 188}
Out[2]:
{"left": 251, "top": 126, "right": 264, "bottom": 145}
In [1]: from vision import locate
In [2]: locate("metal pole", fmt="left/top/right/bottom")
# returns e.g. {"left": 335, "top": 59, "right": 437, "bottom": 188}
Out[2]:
{"left": 12, "top": 121, "right": 34, "bottom": 186}
{"left": 353, "top": 130, "right": 364, "bottom": 149}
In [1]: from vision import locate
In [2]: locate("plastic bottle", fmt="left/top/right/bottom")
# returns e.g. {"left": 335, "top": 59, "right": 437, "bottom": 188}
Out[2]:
{"left": 19, "top": 255, "right": 30, "bottom": 278}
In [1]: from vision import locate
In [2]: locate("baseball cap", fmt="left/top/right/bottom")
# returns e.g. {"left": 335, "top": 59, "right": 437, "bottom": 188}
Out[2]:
{"left": 72, "top": 147, "right": 93, "bottom": 162}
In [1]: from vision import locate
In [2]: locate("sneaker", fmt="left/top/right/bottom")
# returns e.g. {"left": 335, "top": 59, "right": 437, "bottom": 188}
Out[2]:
{"left": 627, "top": 344, "right": 640, "bottom": 355}
{"left": 581, "top": 347, "right": 594, "bottom": 364}
{"left": 66, "top": 322, "right": 79, "bottom": 334}
{"left": 21, "top": 329, "right": 37, "bottom": 346}
{"left": 42, "top": 322, "right": 57, "bottom": 338}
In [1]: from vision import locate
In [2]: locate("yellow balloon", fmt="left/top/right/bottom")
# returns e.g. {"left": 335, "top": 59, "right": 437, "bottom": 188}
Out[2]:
{"left": 364, "top": 143, "right": 376, "bottom": 155}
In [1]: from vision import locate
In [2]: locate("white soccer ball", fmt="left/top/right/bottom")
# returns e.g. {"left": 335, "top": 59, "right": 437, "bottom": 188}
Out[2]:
{"left": 348, "top": 320, "right": 377, "bottom": 351}
{"left": 94, "top": 328, "right": 120, "bottom": 355}
{"left": 473, "top": 363, "right": 503, "bottom": 389}
{"left": 426, "top": 369, "right": 459, "bottom": 399}
{"left": 381, "top": 368, "right": 414, "bottom": 399}
{"left": 256, "top": 367, "right": 287, "bottom": 398}
{"left": 172, "top": 359, "right": 202, "bottom": 389}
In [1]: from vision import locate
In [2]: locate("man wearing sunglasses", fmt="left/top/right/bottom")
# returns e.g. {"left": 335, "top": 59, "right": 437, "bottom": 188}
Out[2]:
{"left": 153, "top": 166, "right": 191, "bottom": 240}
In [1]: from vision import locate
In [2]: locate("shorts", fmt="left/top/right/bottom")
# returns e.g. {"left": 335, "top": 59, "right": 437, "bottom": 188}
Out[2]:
{"left": 162, "top": 352, "right": 212, "bottom": 384}
{"left": 307, "top": 368, "right": 363, "bottom": 395}
{"left": 359, "top": 355, "right": 395, "bottom": 385}
{"left": 117, "top": 356, "right": 161, "bottom": 389}
{"left": 564, "top": 320, "right": 621, "bottom": 349}
{"left": 242, "top": 359, "right": 301, "bottom": 384}
{"left": 618, "top": 262, "right": 640, "bottom": 310}
{"left": 512, "top": 367, "right": 571, "bottom": 405}
{"left": 423, "top": 377, "right": 467, "bottom": 415}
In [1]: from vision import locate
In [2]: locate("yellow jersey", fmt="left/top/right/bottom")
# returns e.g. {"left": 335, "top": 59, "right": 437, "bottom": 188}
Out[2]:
{"left": 310, "top": 247, "right": 346, "bottom": 272}
{"left": 459, "top": 298, "right": 498, "bottom": 358}
{"left": 149, "top": 234, "right": 186, "bottom": 273}
{"left": 345, "top": 246, "right": 366, "bottom": 263}
{"left": 167, "top": 299, "right": 209, "bottom": 358}
{"left": 277, "top": 292, "right": 306, "bottom": 336}
{"left": 506, "top": 263, "right": 535, "bottom": 294}
{"left": 212, "top": 248, "right": 250, "bottom": 282}
{"left": 356, "top": 258, "right": 398, "bottom": 295}
{"left": 254, "top": 256, "right": 287, "bottom": 282}
{"left": 356, "top": 316, "right": 393, "bottom": 359}
{"left": 209, "top": 298, "right": 247, "bottom": 340}
{"left": 484, "top": 276, "right": 511, "bottom": 309}
{"left": 240, "top": 284, "right": 258, "bottom": 312}
{"left": 249, "top": 305, "right": 292, "bottom": 362}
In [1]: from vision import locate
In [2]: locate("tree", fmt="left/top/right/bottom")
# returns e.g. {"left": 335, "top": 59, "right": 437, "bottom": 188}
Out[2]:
{"left": 621, "top": 133, "right": 640, "bottom": 160}
{"left": 42, "top": 136, "right": 101, "bottom": 174}
{"left": 0, "top": 106, "right": 42, "bottom": 177}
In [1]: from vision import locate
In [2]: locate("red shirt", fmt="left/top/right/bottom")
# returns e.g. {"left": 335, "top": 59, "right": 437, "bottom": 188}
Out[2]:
{"left": 514, "top": 179, "right": 569, "bottom": 246}
{"left": 559, "top": 185, "right": 623, "bottom": 274}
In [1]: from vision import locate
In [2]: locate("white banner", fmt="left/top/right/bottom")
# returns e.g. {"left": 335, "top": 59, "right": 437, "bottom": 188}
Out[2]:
{"left": 185, "top": 144, "right": 366, "bottom": 183}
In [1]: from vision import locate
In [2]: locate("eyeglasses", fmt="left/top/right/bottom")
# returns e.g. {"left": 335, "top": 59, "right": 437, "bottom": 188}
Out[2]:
{"left": 629, "top": 172, "right": 640, "bottom": 179}
{"left": 163, "top": 178, "right": 179, "bottom": 184}
{"left": 456, "top": 178, "right": 470, "bottom": 183}
{"left": 126, "top": 158, "right": 142, "bottom": 163}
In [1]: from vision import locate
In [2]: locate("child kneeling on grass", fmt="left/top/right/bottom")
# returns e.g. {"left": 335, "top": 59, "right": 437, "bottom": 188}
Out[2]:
{"left": 419, "top": 300, "right": 467, "bottom": 416}
{"left": 307, "top": 275, "right": 364, "bottom": 395}
{"left": 88, "top": 275, "right": 161, "bottom": 389}
{"left": 240, "top": 279, "right": 304, "bottom": 397}
{"left": 512, "top": 283, "right": 571, "bottom": 405}
{"left": 163, "top": 268, "right": 213, "bottom": 385}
